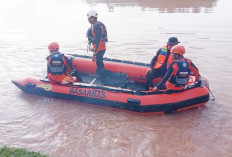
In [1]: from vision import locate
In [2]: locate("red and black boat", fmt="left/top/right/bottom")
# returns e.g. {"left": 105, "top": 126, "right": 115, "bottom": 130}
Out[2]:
{"left": 12, "top": 54, "right": 209, "bottom": 115}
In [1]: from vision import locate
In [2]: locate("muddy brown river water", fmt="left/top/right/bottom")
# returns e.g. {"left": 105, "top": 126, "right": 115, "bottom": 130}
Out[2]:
{"left": 1, "top": 0, "right": 232, "bottom": 156}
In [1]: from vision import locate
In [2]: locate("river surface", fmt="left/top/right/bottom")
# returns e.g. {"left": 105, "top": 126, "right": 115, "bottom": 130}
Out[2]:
{"left": 0, "top": 0, "right": 232, "bottom": 156}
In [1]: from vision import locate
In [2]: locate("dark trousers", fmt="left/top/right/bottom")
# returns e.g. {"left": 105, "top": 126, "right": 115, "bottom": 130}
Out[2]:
{"left": 96, "top": 50, "right": 105, "bottom": 77}
{"left": 145, "top": 68, "right": 162, "bottom": 90}
{"left": 72, "top": 70, "right": 83, "bottom": 82}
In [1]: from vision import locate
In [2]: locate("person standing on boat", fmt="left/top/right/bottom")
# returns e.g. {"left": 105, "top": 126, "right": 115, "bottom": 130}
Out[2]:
{"left": 145, "top": 37, "right": 180, "bottom": 90}
{"left": 47, "top": 42, "right": 82, "bottom": 84}
{"left": 153, "top": 45, "right": 199, "bottom": 91}
{"left": 86, "top": 9, "right": 108, "bottom": 80}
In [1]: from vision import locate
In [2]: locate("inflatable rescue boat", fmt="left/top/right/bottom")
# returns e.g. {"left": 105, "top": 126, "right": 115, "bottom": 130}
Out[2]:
{"left": 12, "top": 55, "right": 209, "bottom": 115}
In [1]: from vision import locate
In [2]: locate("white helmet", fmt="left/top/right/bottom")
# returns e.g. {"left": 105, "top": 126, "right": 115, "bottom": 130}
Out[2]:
{"left": 87, "top": 9, "right": 98, "bottom": 18}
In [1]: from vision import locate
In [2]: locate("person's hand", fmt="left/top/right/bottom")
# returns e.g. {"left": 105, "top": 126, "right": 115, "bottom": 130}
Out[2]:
{"left": 153, "top": 86, "right": 158, "bottom": 91}
{"left": 88, "top": 44, "right": 94, "bottom": 52}
{"left": 146, "top": 68, "right": 153, "bottom": 75}
{"left": 92, "top": 54, "right": 96, "bottom": 62}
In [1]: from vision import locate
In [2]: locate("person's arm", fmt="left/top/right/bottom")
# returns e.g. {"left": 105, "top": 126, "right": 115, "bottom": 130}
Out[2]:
{"left": 188, "top": 60, "right": 199, "bottom": 81}
{"left": 93, "top": 24, "right": 102, "bottom": 54}
{"left": 156, "top": 62, "right": 175, "bottom": 90}
{"left": 46, "top": 57, "right": 51, "bottom": 77}
{"left": 149, "top": 49, "right": 161, "bottom": 68}
{"left": 46, "top": 56, "right": 49, "bottom": 61}
{"left": 63, "top": 55, "right": 72, "bottom": 73}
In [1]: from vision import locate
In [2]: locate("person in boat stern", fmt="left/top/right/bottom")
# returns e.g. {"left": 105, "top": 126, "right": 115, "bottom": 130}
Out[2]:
{"left": 86, "top": 9, "right": 108, "bottom": 80}
{"left": 153, "top": 45, "right": 199, "bottom": 91}
{"left": 46, "top": 42, "right": 82, "bottom": 84}
{"left": 145, "top": 37, "right": 180, "bottom": 90}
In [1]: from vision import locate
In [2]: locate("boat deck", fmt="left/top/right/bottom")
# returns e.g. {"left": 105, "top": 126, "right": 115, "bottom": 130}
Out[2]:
{"left": 79, "top": 73, "right": 146, "bottom": 91}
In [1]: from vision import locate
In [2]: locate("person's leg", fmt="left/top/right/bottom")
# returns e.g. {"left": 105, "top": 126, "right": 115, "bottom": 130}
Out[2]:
{"left": 145, "top": 68, "right": 161, "bottom": 90}
{"left": 96, "top": 50, "right": 105, "bottom": 78}
{"left": 73, "top": 70, "right": 83, "bottom": 82}
{"left": 48, "top": 74, "right": 66, "bottom": 84}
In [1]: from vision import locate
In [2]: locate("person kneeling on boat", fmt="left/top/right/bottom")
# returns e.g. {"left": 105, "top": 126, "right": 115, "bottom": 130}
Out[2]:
{"left": 46, "top": 42, "right": 82, "bottom": 85}
{"left": 153, "top": 45, "right": 199, "bottom": 91}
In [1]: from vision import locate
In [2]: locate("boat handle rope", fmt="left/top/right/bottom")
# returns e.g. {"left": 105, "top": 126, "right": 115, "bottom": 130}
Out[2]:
{"left": 207, "top": 87, "right": 216, "bottom": 101}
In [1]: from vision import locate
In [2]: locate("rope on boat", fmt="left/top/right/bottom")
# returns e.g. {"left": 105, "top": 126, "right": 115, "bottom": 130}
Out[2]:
{"left": 208, "top": 87, "right": 216, "bottom": 101}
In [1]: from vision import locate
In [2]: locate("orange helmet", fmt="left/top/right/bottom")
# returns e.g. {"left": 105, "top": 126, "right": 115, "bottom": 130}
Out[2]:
{"left": 170, "top": 45, "right": 185, "bottom": 55}
{"left": 48, "top": 42, "right": 59, "bottom": 51}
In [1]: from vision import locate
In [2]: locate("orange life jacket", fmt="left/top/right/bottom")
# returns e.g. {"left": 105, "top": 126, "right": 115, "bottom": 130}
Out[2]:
{"left": 153, "top": 45, "right": 173, "bottom": 69}
{"left": 91, "top": 22, "right": 107, "bottom": 53}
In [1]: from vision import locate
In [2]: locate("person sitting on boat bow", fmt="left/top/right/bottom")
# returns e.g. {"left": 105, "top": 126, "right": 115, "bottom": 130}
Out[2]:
{"left": 46, "top": 42, "right": 82, "bottom": 84}
{"left": 153, "top": 45, "right": 199, "bottom": 91}
{"left": 145, "top": 37, "right": 180, "bottom": 90}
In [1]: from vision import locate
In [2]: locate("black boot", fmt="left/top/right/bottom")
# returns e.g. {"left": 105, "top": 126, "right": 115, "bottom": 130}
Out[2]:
{"left": 97, "top": 67, "right": 105, "bottom": 83}
{"left": 71, "top": 70, "right": 83, "bottom": 82}
{"left": 145, "top": 80, "right": 153, "bottom": 91}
